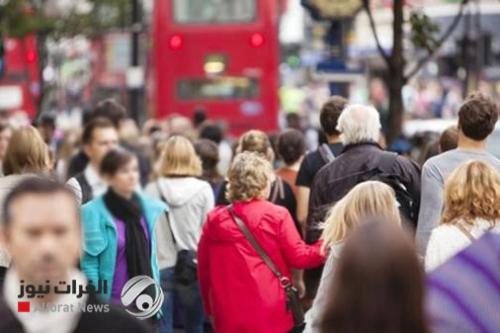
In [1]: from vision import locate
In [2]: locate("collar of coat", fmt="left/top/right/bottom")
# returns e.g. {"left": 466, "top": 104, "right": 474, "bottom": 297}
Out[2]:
{"left": 341, "top": 141, "right": 383, "bottom": 154}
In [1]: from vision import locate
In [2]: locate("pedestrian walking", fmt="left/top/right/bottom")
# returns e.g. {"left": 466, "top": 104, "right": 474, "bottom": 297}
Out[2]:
{"left": 80, "top": 149, "right": 165, "bottom": 307}
{"left": 194, "top": 138, "right": 224, "bottom": 198}
{"left": 145, "top": 136, "right": 214, "bottom": 333}
{"left": 198, "top": 152, "right": 326, "bottom": 333}
{"left": 67, "top": 118, "right": 119, "bottom": 204}
{"left": 0, "top": 126, "right": 51, "bottom": 286}
{"left": 276, "top": 129, "right": 306, "bottom": 202}
{"left": 319, "top": 222, "right": 429, "bottom": 333}
{"left": 304, "top": 181, "right": 401, "bottom": 333}
{"left": 306, "top": 104, "right": 421, "bottom": 300}
{"left": 0, "top": 177, "right": 152, "bottom": 333}
{"left": 216, "top": 130, "right": 298, "bottom": 228}
{"left": 425, "top": 160, "right": 500, "bottom": 271}
{"left": 295, "top": 96, "right": 347, "bottom": 227}
{"left": 416, "top": 92, "right": 500, "bottom": 254}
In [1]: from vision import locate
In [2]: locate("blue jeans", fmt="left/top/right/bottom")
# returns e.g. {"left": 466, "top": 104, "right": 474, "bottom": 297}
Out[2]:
{"left": 159, "top": 267, "right": 204, "bottom": 333}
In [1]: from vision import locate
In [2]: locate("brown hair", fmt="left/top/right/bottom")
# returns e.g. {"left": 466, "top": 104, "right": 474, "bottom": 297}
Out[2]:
{"left": 441, "top": 160, "right": 500, "bottom": 226}
{"left": 90, "top": 99, "right": 127, "bottom": 127}
{"left": 320, "top": 96, "right": 348, "bottom": 136}
{"left": 238, "top": 130, "right": 272, "bottom": 156}
{"left": 82, "top": 117, "right": 116, "bottom": 145}
{"left": 159, "top": 136, "right": 202, "bottom": 177}
{"left": 194, "top": 139, "right": 219, "bottom": 170}
{"left": 277, "top": 129, "right": 305, "bottom": 165}
{"left": 458, "top": 92, "right": 498, "bottom": 141}
{"left": 320, "top": 222, "right": 429, "bottom": 333}
{"left": 439, "top": 126, "right": 458, "bottom": 152}
{"left": 99, "top": 149, "right": 136, "bottom": 176}
{"left": 3, "top": 126, "right": 50, "bottom": 176}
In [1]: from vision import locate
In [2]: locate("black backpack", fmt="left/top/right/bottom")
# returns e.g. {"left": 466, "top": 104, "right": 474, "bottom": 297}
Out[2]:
{"left": 75, "top": 173, "right": 93, "bottom": 204}
{"left": 308, "top": 152, "right": 418, "bottom": 242}
{"left": 370, "top": 152, "right": 419, "bottom": 229}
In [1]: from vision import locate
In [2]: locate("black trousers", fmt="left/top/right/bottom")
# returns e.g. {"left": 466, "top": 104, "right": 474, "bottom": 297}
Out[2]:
{"left": 0, "top": 266, "right": 6, "bottom": 289}
{"left": 288, "top": 323, "right": 305, "bottom": 333}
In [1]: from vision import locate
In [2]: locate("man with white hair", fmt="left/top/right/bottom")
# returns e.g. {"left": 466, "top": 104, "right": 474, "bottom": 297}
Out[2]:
{"left": 304, "top": 104, "right": 421, "bottom": 298}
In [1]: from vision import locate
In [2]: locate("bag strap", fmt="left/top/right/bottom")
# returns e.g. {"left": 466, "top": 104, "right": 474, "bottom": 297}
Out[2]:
{"left": 75, "top": 172, "right": 92, "bottom": 204}
{"left": 270, "top": 177, "right": 285, "bottom": 203}
{"left": 156, "top": 181, "right": 177, "bottom": 245}
{"left": 318, "top": 143, "right": 335, "bottom": 164}
{"left": 455, "top": 224, "right": 476, "bottom": 242}
{"left": 227, "top": 205, "right": 291, "bottom": 288}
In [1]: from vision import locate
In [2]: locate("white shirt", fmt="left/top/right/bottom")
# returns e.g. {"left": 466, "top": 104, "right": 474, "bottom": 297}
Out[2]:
{"left": 3, "top": 268, "right": 88, "bottom": 333}
{"left": 425, "top": 218, "right": 500, "bottom": 271}
{"left": 66, "top": 165, "right": 107, "bottom": 205}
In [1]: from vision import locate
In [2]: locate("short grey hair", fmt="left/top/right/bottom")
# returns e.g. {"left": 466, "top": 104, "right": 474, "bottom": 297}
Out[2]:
{"left": 337, "top": 104, "right": 381, "bottom": 145}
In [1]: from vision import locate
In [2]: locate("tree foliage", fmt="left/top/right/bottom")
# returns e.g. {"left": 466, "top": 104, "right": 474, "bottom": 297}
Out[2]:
{"left": 0, "top": 0, "right": 132, "bottom": 38}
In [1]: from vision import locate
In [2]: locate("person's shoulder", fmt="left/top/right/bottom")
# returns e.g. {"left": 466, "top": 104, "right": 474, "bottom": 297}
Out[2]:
{"left": 303, "top": 149, "right": 322, "bottom": 167}
{"left": 143, "top": 193, "right": 166, "bottom": 208}
{"left": 258, "top": 200, "right": 291, "bottom": 221}
{"left": 421, "top": 150, "right": 456, "bottom": 175}
{"left": 143, "top": 181, "right": 157, "bottom": 195}
{"left": 429, "top": 224, "right": 462, "bottom": 242}
{"left": 484, "top": 154, "right": 500, "bottom": 168}
{"left": 207, "top": 205, "right": 230, "bottom": 221}
{"left": 81, "top": 196, "right": 102, "bottom": 214}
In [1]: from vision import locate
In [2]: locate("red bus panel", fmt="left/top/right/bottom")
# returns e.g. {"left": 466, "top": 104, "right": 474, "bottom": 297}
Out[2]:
{"left": 152, "top": 0, "right": 280, "bottom": 135}
{"left": 0, "top": 35, "right": 40, "bottom": 119}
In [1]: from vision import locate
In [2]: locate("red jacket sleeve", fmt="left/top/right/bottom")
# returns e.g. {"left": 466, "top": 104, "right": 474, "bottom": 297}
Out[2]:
{"left": 197, "top": 219, "right": 212, "bottom": 316}
{"left": 278, "top": 210, "right": 326, "bottom": 269}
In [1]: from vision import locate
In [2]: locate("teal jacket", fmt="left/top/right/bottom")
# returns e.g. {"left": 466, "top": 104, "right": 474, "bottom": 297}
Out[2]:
{"left": 80, "top": 191, "right": 167, "bottom": 301}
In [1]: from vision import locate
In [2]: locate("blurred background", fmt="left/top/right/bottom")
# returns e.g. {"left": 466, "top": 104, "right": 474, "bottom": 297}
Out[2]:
{"left": 0, "top": 0, "right": 499, "bottom": 158}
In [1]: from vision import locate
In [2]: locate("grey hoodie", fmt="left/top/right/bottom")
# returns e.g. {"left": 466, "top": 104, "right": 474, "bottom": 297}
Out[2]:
{"left": 145, "top": 177, "right": 214, "bottom": 270}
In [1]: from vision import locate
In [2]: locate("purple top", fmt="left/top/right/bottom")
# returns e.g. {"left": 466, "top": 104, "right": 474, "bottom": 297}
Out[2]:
{"left": 426, "top": 232, "right": 500, "bottom": 333}
{"left": 111, "top": 217, "right": 150, "bottom": 304}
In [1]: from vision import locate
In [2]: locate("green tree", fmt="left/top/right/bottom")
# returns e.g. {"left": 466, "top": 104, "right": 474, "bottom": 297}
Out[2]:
{"left": 363, "top": 0, "right": 469, "bottom": 142}
{"left": 0, "top": 0, "right": 133, "bottom": 114}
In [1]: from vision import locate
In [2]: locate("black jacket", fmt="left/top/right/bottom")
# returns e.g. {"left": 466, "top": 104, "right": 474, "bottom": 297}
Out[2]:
{"left": 0, "top": 290, "right": 154, "bottom": 333}
{"left": 306, "top": 142, "right": 421, "bottom": 243}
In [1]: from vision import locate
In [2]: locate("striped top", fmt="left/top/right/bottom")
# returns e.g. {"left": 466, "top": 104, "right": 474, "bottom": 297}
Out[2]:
{"left": 426, "top": 232, "right": 500, "bottom": 333}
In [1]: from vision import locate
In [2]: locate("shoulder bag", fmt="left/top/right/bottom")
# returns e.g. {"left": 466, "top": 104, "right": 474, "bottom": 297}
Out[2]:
{"left": 227, "top": 205, "right": 304, "bottom": 328}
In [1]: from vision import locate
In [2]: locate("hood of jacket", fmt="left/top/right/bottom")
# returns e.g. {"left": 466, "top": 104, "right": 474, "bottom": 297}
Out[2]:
{"left": 156, "top": 177, "right": 209, "bottom": 207}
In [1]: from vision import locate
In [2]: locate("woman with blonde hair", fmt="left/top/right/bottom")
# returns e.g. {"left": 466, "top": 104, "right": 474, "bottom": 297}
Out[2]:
{"left": 198, "top": 152, "right": 325, "bottom": 333}
{"left": 145, "top": 135, "right": 214, "bottom": 333}
{"left": 304, "top": 181, "right": 401, "bottom": 333}
{"left": 425, "top": 160, "right": 500, "bottom": 271}
{"left": 216, "top": 130, "right": 298, "bottom": 229}
{"left": 0, "top": 126, "right": 51, "bottom": 285}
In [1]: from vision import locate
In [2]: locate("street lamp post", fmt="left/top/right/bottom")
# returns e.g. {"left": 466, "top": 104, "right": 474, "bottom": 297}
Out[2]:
{"left": 129, "top": 0, "right": 142, "bottom": 125}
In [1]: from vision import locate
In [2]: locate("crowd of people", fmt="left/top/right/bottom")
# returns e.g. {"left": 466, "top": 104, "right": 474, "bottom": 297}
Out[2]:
{"left": 0, "top": 91, "right": 498, "bottom": 333}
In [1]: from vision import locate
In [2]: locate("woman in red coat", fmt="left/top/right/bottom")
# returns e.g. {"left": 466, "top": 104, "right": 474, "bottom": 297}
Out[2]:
{"left": 198, "top": 152, "right": 326, "bottom": 333}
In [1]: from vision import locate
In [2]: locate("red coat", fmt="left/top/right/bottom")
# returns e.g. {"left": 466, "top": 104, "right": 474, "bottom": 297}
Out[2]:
{"left": 198, "top": 200, "right": 325, "bottom": 333}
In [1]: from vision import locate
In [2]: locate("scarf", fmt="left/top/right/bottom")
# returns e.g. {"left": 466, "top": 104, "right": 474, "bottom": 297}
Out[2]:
{"left": 104, "top": 189, "right": 153, "bottom": 279}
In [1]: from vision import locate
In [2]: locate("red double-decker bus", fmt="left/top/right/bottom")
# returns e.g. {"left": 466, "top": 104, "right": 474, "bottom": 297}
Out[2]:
{"left": 0, "top": 35, "right": 40, "bottom": 119}
{"left": 151, "top": 0, "right": 280, "bottom": 134}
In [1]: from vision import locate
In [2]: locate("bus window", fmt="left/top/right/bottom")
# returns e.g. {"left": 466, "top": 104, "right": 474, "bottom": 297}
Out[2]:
{"left": 177, "top": 77, "right": 259, "bottom": 100}
{"left": 173, "top": 0, "right": 256, "bottom": 24}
